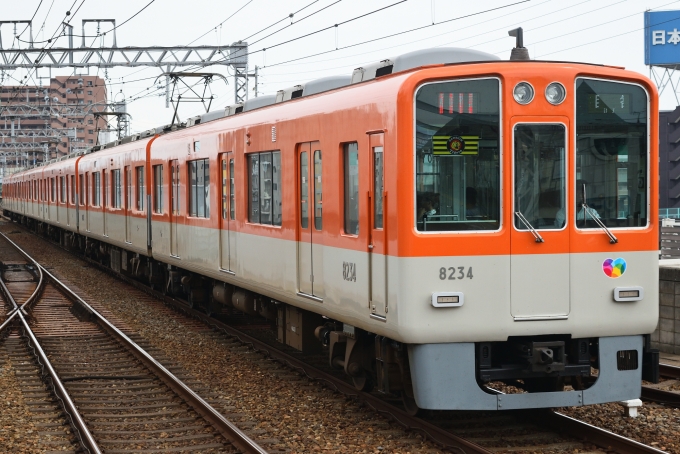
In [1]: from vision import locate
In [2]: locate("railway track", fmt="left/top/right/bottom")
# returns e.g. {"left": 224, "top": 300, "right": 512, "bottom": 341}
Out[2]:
{"left": 1, "top": 224, "right": 671, "bottom": 454}
{"left": 640, "top": 364, "right": 680, "bottom": 408}
{"left": 0, "top": 233, "right": 267, "bottom": 454}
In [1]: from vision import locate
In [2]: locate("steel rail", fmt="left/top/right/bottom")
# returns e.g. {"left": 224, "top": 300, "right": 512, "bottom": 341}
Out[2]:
{"left": 641, "top": 385, "right": 680, "bottom": 407}
{"left": 16, "top": 299, "right": 102, "bottom": 454}
{"left": 660, "top": 363, "right": 680, "bottom": 379}
{"left": 0, "top": 232, "right": 44, "bottom": 311}
{"left": 540, "top": 410, "right": 666, "bottom": 454}
{"left": 38, "top": 265, "right": 268, "bottom": 454}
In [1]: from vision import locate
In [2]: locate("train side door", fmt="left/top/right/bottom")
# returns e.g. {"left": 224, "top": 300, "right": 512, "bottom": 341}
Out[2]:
{"left": 510, "top": 119, "right": 570, "bottom": 319}
{"left": 219, "top": 153, "right": 234, "bottom": 272}
{"left": 85, "top": 172, "right": 90, "bottom": 232}
{"left": 125, "top": 166, "right": 131, "bottom": 243}
{"left": 297, "top": 141, "right": 324, "bottom": 299}
{"left": 368, "top": 133, "right": 387, "bottom": 320}
{"left": 103, "top": 170, "right": 108, "bottom": 236}
{"left": 170, "top": 160, "right": 180, "bottom": 257}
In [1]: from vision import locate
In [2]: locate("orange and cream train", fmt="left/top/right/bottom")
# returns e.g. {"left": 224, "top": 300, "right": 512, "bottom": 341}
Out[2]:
{"left": 3, "top": 46, "right": 659, "bottom": 411}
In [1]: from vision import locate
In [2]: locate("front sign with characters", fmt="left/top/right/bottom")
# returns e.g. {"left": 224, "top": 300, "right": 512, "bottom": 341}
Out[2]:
{"left": 645, "top": 10, "right": 680, "bottom": 66}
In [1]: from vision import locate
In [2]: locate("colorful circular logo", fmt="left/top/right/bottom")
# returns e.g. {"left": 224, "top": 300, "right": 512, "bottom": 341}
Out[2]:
{"left": 447, "top": 136, "right": 465, "bottom": 155}
{"left": 603, "top": 258, "right": 626, "bottom": 278}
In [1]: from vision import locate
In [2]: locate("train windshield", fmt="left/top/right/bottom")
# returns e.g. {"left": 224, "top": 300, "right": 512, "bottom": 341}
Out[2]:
{"left": 575, "top": 79, "right": 648, "bottom": 228}
{"left": 415, "top": 78, "right": 501, "bottom": 232}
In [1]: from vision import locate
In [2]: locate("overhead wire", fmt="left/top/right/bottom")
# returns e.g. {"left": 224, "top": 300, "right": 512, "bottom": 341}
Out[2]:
{"left": 188, "top": 0, "right": 255, "bottom": 45}
{"left": 248, "top": 0, "right": 343, "bottom": 46}
{"left": 241, "top": 0, "right": 320, "bottom": 42}
{"left": 260, "top": 0, "right": 530, "bottom": 69}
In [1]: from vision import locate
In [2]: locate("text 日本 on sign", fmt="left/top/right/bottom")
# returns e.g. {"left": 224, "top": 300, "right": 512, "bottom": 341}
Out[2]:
{"left": 645, "top": 10, "right": 680, "bottom": 66}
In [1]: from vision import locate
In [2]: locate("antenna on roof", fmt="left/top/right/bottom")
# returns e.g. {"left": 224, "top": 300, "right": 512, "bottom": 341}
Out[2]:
{"left": 508, "top": 27, "right": 530, "bottom": 61}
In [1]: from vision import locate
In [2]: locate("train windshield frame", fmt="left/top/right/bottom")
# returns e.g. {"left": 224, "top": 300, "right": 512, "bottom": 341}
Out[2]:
{"left": 575, "top": 77, "right": 649, "bottom": 230}
{"left": 414, "top": 77, "right": 502, "bottom": 233}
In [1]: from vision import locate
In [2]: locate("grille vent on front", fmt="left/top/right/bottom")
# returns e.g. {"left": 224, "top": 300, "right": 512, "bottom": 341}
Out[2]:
{"left": 616, "top": 350, "right": 638, "bottom": 371}
{"left": 272, "top": 126, "right": 277, "bottom": 142}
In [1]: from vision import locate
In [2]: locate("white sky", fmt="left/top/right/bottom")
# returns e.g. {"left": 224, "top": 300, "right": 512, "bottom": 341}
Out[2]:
{"left": 3, "top": 0, "right": 680, "bottom": 133}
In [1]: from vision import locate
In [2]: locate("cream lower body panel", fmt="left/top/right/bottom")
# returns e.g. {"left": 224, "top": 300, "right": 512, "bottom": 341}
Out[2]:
{"left": 148, "top": 219, "right": 658, "bottom": 344}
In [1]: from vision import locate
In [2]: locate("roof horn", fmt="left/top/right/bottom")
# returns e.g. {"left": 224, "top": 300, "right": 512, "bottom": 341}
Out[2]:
{"left": 508, "top": 27, "right": 530, "bottom": 61}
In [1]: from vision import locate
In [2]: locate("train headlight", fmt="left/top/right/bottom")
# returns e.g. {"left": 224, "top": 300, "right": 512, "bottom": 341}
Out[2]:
{"left": 513, "top": 82, "right": 534, "bottom": 105}
{"left": 545, "top": 82, "right": 566, "bottom": 105}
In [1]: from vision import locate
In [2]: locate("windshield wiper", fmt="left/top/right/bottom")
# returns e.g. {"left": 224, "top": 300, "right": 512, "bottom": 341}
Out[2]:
{"left": 515, "top": 211, "right": 544, "bottom": 243}
{"left": 582, "top": 203, "right": 618, "bottom": 244}
{"left": 580, "top": 183, "right": 617, "bottom": 244}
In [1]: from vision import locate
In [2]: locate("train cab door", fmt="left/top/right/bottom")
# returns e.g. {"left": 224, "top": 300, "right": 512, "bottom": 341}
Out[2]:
{"left": 368, "top": 133, "right": 387, "bottom": 320}
{"left": 170, "top": 160, "right": 180, "bottom": 257}
{"left": 125, "top": 166, "right": 132, "bottom": 243}
{"left": 219, "top": 153, "right": 235, "bottom": 272}
{"left": 510, "top": 119, "right": 570, "bottom": 319}
{"left": 297, "top": 142, "right": 324, "bottom": 299}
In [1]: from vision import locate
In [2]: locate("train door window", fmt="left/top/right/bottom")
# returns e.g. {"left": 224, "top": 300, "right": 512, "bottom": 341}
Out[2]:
{"left": 112, "top": 169, "right": 121, "bottom": 208}
{"left": 259, "top": 152, "right": 273, "bottom": 224}
{"left": 575, "top": 78, "right": 648, "bottom": 228}
{"left": 221, "top": 159, "right": 227, "bottom": 219}
{"left": 300, "top": 151, "right": 308, "bottom": 228}
{"left": 60, "top": 176, "right": 66, "bottom": 203}
{"left": 126, "top": 167, "right": 131, "bottom": 210}
{"left": 103, "top": 171, "right": 108, "bottom": 208}
{"left": 51, "top": 178, "right": 55, "bottom": 202}
{"left": 247, "top": 151, "right": 281, "bottom": 225}
{"left": 171, "top": 162, "right": 179, "bottom": 216}
{"left": 153, "top": 164, "right": 163, "bottom": 214}
{"left": 513, "top": 124, "right": 566, "bottom": 230}
{"left": 70, "top": 175, "right": 75, "bottom": 204}
{"left": 414, "top": 78, "right": 501, "bottom": 231}
{"left": 79, "top": 174, "right": 84, "bottom": 205}
{"left": 313, "top": 149, "right": 322, "bottom": 230}
{"left": 135, "top": 166, "right": 144, "bottom": 211}
{"left": 229, "top": 159, "right": 235, "bottom": 220}
{"left": 93, "top": 172, "right": 101, "bottom": 206}
{"left": 189, "top": 159, "right": 209, "bottom": 218}
{"left": 33, "top": 181, "right": 37, "bottom": 200}
{"left": 344, "top": 142, "right": 359, "bottom": 235}
{"left": 373, "top": 147, "right": 384, "bottom": 229}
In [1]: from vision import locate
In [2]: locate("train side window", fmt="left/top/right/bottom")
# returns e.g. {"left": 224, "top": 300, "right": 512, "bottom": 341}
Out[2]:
{"left": 344, "top": 142, "right": 359, "bottom": 235}
{"left": 247, "top": 151, "right": 281, "bottom": 226}
{"left": 51, "top": 178, "right": 56, "bottom": 202}
{"left": 189, "top": 159, "right": 210, "bottom": 218}
{"left": 229, "top": 159, "right": 235, "bottom": 220}
{"left": 79, "top": 174, "right": 84, "bottom": 205}
{"left": 135, "top": 166, "right": 144, "bottom": 211}
{"left": 92, "top": 172, "right": 101, "bottom": 206}
{"left": 33, "top": 181, "right": 37, "bottom": 200}
{"left": 70, "top": 175, "right": 75, "bottom": 204}
{"left": 112, "top": 169, "right": 121, "bottom": 208}
{"left": 153, "top": 165, "right": 163, "bottom": 214}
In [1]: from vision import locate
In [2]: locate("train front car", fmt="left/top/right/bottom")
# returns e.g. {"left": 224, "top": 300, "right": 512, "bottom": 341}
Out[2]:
{"left": 397, "top": 62, "right": 658, "bottom": 410}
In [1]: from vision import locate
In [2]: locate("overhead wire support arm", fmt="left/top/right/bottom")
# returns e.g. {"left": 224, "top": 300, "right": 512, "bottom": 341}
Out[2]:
{"left": 0, "top": 44, "right": 248, "bottom": 69}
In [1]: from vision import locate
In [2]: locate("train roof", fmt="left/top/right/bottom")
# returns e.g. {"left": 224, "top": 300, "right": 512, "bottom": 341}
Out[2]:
{"left": 14, "top": 47, "right": 639, "bottom": 173}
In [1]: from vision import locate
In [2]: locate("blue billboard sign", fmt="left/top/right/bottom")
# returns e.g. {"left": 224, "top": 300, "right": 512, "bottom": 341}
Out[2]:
{"left": 645, "top": 11, "right": 680, "bottom": 66}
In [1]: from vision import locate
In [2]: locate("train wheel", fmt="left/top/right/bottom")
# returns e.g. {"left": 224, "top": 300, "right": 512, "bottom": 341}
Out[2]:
{"left": 352, "top": 373, "right": 373, "bottom": 392}
{"left": 402, "top": 393, "right": 422, "bottom": 416}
